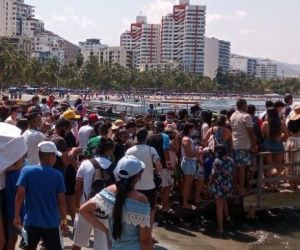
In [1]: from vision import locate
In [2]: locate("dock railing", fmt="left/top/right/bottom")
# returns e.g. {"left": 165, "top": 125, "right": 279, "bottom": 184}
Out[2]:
{"left": 244, "top": 149, "right": 300, "bottom": 211}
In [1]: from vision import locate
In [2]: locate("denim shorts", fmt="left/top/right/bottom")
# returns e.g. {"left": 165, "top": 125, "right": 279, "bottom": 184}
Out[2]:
{"left": 181, "top": 159, "right": 204, "bottom": 178}
{"left": 263, "top": 139, "right": 284, "bottom": 152}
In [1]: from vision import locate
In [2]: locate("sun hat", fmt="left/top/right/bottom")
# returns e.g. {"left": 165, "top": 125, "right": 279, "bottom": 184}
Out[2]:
{"left": 38, "top": 141, "right": 62, "bottom": 157}
{"left": 111, "top": 119, "right": 126, "bottom": 130}
{"left": 62, "top": 109, "right": 81, "bottom": 120}
{"left": 114, "top": 155, "right": 145, "bottom": 181}
{"left": 289, "top": 105, "right": 300, "bottom": 121}
{"left": 0, "top": 123, "right": 28, "bottom": 172}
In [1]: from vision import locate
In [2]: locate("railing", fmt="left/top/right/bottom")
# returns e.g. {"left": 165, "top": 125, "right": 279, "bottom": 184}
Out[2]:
{"left": 244, "top": 149, "right": 300, "bottom": 211}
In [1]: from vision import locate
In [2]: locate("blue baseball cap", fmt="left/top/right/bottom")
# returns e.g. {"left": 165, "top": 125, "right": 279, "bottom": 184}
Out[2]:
{"left": 114, "top": 155, "right": 145, "bottom": 181}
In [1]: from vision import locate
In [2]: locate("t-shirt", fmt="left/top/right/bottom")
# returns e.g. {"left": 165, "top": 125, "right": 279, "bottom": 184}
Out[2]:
{"left": 147, "top": 133, "right": 170, "bottom": 169}
{"left": 126, "top": 144, "right": 160, "bottom": 190}
{"left": 51, "top": 134, "right": 69, "bottom": 173}
{"left": 22, "top": 129, "right": 47, "bottom": 165}
{"left": 79, "top": 125, "right": 94, "bottom": 150}
{"left": 16, "top": 165, "right": 66, "bottom": 228}
{"left": 76, "top": 157, "right": 112, "bottom": 204}
{"left": 230, "top": 110, "right": 253, "bottom": 150}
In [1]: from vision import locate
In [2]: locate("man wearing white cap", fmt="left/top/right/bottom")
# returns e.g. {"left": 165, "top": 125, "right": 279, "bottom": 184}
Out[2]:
{"left": 14, "top": 141, "right": 68, "bottom": 250}
{"left": 0, "top": 123, "right": 28, "bottom": 250}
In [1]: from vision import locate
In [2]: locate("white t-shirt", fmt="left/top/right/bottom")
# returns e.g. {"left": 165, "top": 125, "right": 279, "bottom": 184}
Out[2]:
{"left": 126, "top": 144, "right": 160, "bottom": 190}
{"left": 79, "top": 125, "right": 94, "bottom": 150}
{"left": 76, "top": 157, "right": 112, "bottom": 204}
{"left": 22, "top": 129, "right": 47, "bottom": 165}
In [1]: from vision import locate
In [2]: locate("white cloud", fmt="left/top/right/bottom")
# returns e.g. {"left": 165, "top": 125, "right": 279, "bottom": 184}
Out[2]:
{"left": 142, "top": 0, "right": 177, "bottom": 24}
{"left": 207, "top": 9, "right": 248, "bottom": 23}
{"left": 238, "top": 28, "right": 256, "bottom": 36}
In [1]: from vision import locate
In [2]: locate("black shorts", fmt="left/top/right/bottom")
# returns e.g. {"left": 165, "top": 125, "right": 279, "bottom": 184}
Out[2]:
{"left": 137, "top": 188, "right": 156, "bottom": 210}
{"left": 64, "top": 165, "right": 76, "bottom": 196}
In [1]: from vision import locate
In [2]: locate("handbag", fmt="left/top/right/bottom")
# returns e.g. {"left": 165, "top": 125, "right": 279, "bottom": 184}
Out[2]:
{"left": 149, "top": 147, "right": 162, "bottom": 190}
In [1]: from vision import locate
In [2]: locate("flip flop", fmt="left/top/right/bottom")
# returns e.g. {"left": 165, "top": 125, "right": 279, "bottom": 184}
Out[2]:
{"left": 162, "top": 208, "right": 175, "bottom": 214}
{"left": 183, "top": 205, "right": 197, "bottom": 211}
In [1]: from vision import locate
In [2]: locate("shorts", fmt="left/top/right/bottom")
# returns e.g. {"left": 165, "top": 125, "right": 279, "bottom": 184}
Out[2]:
{"left": 181, "top": 159, "right": 204, "bottom": 178}
{"left": 233, "top": 149, "right": 251, "bottom": 167}
{"left": 0, "top": 190, "right": 4, "bottom": 217}
{"left": 137, "top": 188, "right": 156, "bottom": 210}
{"left": 263, "top": 139, "right": 284, "bottom": 152}
{"left": 159, "top": 169, "right": 173, "bottom": 188}
{"left": 65, "top": 165, "right": 76, "bottom": 196}
{"left": 73, "top": 213, "right": 109, "bottom": 249}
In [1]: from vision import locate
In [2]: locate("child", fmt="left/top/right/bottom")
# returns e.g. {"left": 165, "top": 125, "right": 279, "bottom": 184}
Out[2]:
{"left": 209, "top": 144, "right": 234, "bottom": 235}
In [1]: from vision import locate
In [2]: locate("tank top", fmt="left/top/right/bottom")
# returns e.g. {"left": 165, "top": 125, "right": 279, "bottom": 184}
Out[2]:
{"left": 181, "top": 136, "right": 197, "bottom": 161}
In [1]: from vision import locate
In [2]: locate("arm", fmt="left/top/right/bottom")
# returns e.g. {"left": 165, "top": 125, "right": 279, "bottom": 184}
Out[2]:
{"left": 203, "top": 128, "right": 213, "bottom": 147}
{"left": 57, "top": 192, "right": 67, "bottom": 222}
{"left": 79, "top": 200, "right": 109, "bottom": 234}
{"left": 153, "top": 160, "right": 162, "bottom": 172}
{"left": 75, "top": 178, "right": 83, "bottom": 212}
{"left": 14, "top": 186, "right": 25, "bottom": 229}
{"left": 139, "top": 226, "right": 153, "bottom": 250}
{"left": 281, "top": 122, "right": 289, "bottom": 142}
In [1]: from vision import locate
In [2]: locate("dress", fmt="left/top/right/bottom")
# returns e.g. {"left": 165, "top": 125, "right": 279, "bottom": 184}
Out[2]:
{"left": 210, "top": 157, "right": 234, "bottom": 199}
{"left": 91, "top": 189, "right": 151, "bottom": 250}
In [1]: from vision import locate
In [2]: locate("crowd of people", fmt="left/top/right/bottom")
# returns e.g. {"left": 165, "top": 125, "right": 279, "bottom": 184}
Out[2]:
{"left": 0, "top": 93, "right": 299, "bottom": 249}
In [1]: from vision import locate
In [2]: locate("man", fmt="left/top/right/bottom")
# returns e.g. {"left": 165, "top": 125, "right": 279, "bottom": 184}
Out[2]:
{"left": 72, "top": 138, "right": 115, "bottom": 250}
{"left": 14, "top": 141, "right": 68, "bottom": 250}
{"left": 79, "top": 113, "right": 98, "bottom": 151}
{"left": 39, "top": 97, "right": 50, "bottom": 115}
{"left": 4, "top": 105, "right": 21, "bottom": 126}
{"left": 22, "top": 108, "right": 47, "bottom": 165}
{"left": 147, "top": 121, "right": 173, "bottom": 213}
{"left": 230, "top": 99, "right": 257, "bottom": 196}
{"left": 284, "top": 94, "right": 293, "bottom": 118}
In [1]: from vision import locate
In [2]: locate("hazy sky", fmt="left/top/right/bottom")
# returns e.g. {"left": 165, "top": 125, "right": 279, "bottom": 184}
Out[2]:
{"left": 28, "top": 0, "right": 300, "bottom": 64}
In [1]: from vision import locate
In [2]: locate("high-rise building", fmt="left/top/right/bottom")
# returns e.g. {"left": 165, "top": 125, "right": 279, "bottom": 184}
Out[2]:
{"left": 98, "top": 46, "right": 133, "bottom": 68}
{"left": 79, "top": 38, "right": 108, "bottom": 62}
{"left": 120, "top": 16, "right": 161, "bottom": 67}
{"left": 230, "top": 55, "right": 277, "bottom": 79}
{"left": 161, "top": 0, "right": 206, "bottom": 74}
{"left": 0, "top": 0, "right": 40, "bottom": 37}
{"left": 204, "top": 37, "right": 231, "bottom": 78}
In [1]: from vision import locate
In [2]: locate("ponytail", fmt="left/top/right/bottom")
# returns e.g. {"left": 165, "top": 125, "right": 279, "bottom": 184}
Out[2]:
{"left": 112, "top": 176, "right": 135, "bottom": 240}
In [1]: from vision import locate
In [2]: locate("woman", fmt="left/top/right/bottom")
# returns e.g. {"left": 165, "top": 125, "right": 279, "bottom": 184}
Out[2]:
{"left": 286, "top": 106, "right": 300, "bottom": 189}
{"left": 80, "top": 156, "right": 153, "bottom": 250}
{"left": 203, "top": 115, "right": 232, "bottom": 154}
{"left": 181, "top": 123, "right": 204, "bottom": 209}
{"left": 209, "top": 144, "right": 234, "bottom": 235}
{"left": 261, "top": 108, "right": 289, "bottom": 180}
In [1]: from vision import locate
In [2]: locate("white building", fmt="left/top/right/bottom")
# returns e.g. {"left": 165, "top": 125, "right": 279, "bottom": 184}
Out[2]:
{"left": 256, "top": 59, "right": 277, "bottom": 79}
{"left": 120, "top": 16, "right": 161, "bottom": 67}
{"left": 0, "top": 0, "right": 40, "bottom": 37}
{"left": 138, "top": 61, "right": 179, "bottom": 72}
{"left": 98, "top": 46, "right": 133, "bottom": 68}
{"left": 230, "top": 55, "right": 277, "bottom": 79}
{"left": 79, "top": 38, "right": 108, "bottom": 62}
{"left": 161, "top": 0, "right": 206, "bottom": 75}
{"left": 204, "top": 37, "right": 231, "bottom": 78}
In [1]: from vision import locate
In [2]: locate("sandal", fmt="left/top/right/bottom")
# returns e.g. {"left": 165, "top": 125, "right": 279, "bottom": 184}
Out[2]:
{"left": 162, "top": 208, "right": 175, "bottom": 214}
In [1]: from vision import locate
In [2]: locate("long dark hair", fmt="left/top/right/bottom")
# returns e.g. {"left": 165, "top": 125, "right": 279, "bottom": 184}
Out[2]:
{"left": 112, "top": 175, "right": 137, "bottom": 240}
{"left": 182, "top": 122, "right": 194, "bottom": 137}
{"left": 267, "top": 108, "right": 281, "bottom": 138}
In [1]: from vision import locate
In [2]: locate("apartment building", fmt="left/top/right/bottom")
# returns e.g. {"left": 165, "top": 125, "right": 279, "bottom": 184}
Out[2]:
{"left": 204, "top": 37, "right": 231, "bottom": 78}
{"left": 79, "top": 38, "right": 108, "bottom": 62}
{"left": 99, "top": 46, "right": 133, "bottom": 68}
{"left": 120, "top": 16, "right": 161, "bottom": 67}
{"left": 161, "top": 0, "right": 206, "bottom": 74}
{"left": 256, "top": 59, "right": 277, "bottom": 79}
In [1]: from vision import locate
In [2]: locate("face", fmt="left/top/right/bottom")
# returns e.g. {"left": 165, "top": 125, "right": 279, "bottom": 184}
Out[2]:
{"left": 49, "top": 153, "right": 57, "bottom": 167}
{"left": 119, "top": 131, "right": 129, "bottom": 143}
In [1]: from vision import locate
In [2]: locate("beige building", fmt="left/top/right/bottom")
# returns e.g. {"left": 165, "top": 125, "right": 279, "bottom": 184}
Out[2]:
{"left": 99, "top": 46, "right": 133, "bottom": 68}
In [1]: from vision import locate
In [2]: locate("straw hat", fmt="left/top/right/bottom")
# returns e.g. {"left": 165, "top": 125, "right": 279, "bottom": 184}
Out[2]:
{"left": 111, "top": 119, "right": 126, "bottom": 130}
{"left": 289, "top": 105, "right": 300, "bottom": 121}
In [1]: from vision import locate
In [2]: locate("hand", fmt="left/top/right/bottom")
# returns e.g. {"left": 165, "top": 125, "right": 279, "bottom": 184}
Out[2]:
{"left": 60, "top": 222, "right": 69, "bottom": 236}
{"left": 13, "top": 216, "right": 22, "bottom": 229}
{"left": 166, "top": 161, "right": 173, "bottom": 171}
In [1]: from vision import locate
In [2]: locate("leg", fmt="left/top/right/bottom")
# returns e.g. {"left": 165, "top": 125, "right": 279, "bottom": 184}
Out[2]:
{"left": 25, "top": 226, "right": 42, "bottom": 250}
{"left": 41, "top": 227, "right": 62, "bottom": 250}
{"left": 223, "top": 200, "right": 229, "bottom": 220}
{"left": 182, "top": 175, "right": 193, "bottom": 208}
{"left": 194, "top": 178, "right": 204, "bottom": 204}
{"left": 216, "top": 198, "right": 224, "bottom": 233}
{"left": 66, "top": 195, "right": 76, "bottom": 222}
{"left": 161, "top": 186, "right": 171, "bottom": 211}
{"left": 6, "top": 235, "right": 18, "bottom": 250}
{"left": 239, "top": 166, "right": 246, "bottom": 195}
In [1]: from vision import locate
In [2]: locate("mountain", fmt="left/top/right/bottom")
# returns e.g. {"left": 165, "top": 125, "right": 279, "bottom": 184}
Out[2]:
{"left": 272, "top": 60, "right": 300, "bottom": 76}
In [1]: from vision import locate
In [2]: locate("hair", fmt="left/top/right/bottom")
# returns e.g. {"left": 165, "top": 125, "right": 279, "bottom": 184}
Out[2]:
{"left": 201, "top": 110, "right": 212, "bottom": 124}
{"left": 284, "top": 94, "right": 293, "bottom": 104}
{"left": 136, "top": 129, "right": 148, "bottom": 143}
{"left": 190, "top": 104, "right": 200, "bottom": 114}
{"left": 265, "top": 100, "right": 274, "bottom": 109}
{"left": 16, "top": 118, "right": 28, "bottom": 133}
{"left": 247, "top": 104, "right": 256, "bottom": 116}
{"left": 182, "top": 122, "right": 194, "bottom": 137}
{"left": 97, "top": 138, "right": 114, "bottom": 155}
{"left": 55, "top": 117, "right": 71, "bottom": 132}
{"left": 41, "top": 98, "right": 47, "bottom": 104}
{"left": 219, "top": 109, "right": 228, "bottom": 116}
{"left": 216, "top": 115, "right": 227, "bottom": 127}
{"left": 10, "top": 105, "right": 20, "bottom": 114}
{"left": 178, "top": 109, "right": 188, "bottom": 120}
{"left": 112, "top": 175, "right": 137, "bottom": 240}
{"left": 267, "top": 108, "right": 281, "bottom": 138}
{"left": 236, "top": 99, "right": 247, "bottom": 110}
{"left": 287, "top": 119, "right": 300, "bottom": 134}
{"left": 125, "top": 121, "right": 136, "bottom": 130}
{"left": 274, "top": 100, "right": 285, "bottom": 109}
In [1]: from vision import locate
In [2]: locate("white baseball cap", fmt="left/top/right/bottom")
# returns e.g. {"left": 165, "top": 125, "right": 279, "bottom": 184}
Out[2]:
{"left": 38, "top": 141, "right": 62, "bottom": 157}
{"left": 114, "top": 155, "right": 145, "bottom": 181}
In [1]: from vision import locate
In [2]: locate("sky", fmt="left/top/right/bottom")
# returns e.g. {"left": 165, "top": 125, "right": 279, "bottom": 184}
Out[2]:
{"left": 27, "top": 0, "right": 300, "bottom": 64}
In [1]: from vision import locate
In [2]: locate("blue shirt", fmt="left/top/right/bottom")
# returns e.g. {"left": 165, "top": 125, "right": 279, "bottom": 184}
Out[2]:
{"left": 162, "top": 133, "right": 170, "bottom": 151}
{"left": 17, "top": 165, "right": 66, "bottom": 228}
{"left": 5, "top": 170, "right": 25, "bottom": 220}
